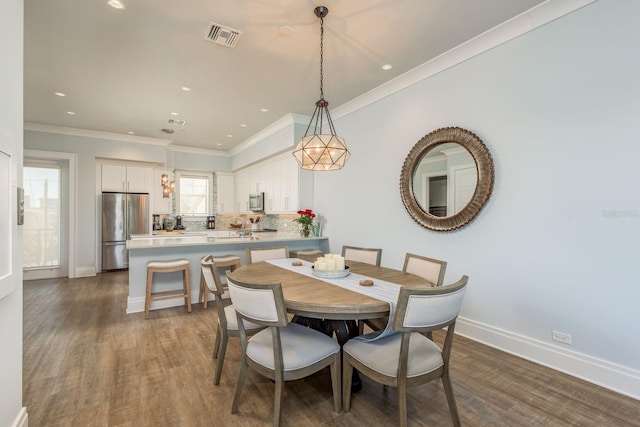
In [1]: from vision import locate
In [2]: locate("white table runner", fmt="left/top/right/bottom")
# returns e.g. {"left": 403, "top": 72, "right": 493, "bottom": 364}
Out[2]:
{"left": 267, "top": 258, "right": 400, "bottom": 341}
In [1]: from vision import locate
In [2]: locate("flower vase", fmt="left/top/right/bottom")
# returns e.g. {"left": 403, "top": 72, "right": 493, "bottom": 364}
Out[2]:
{"left": 301, "top": 225, "right": 311, "bottom": 237}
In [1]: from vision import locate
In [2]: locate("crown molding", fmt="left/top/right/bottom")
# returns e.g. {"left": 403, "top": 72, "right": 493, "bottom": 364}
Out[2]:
{"left": 331, "top": 0, "right": 597, "bottom": 120}
{"left": 23, "top": 122, "right": 173, "bottom": 146}
{"left": 165, "top": 144, "right": 230, "bottom": 157}
{"left": 230, "top": 113, "right": 309, "bottom": 156}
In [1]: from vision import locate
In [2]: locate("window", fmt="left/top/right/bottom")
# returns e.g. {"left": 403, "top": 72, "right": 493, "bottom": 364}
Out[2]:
{"left": 23, "top": 165, "right": 61, "bottom": 268}
{"left": 176, "top": 171, "right": 213, "bottom": 217}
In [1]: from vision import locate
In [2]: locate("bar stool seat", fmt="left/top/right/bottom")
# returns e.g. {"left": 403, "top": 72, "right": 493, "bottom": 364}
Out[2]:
{"left": 145, "top": 259, "right": 191, "bottom": 319}
{"left": 199, "top": 255, "right": 241, "bottom": 308}
{"left": 289, "top": 249, "right": 323, "bottom": 262}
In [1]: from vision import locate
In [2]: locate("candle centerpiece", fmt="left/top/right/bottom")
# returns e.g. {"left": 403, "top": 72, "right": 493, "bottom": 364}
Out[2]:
{"left": 312, "top": 253, "right": 349, "bottom": 278}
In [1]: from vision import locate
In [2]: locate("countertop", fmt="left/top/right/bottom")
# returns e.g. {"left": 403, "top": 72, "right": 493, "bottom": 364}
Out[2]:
{"left": 127, "top": 230, "right": 326, "bottom": 250}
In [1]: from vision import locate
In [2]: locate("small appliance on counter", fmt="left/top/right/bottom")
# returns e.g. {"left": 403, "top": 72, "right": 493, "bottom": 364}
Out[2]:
{"left": 174, "top": 215, "right": 185, "bottom": 230}
{"left": 152, "top": 214, "right": 163, "bottom": 231}
{"left": 207, "top": 215, "right": 216, "bottom": 229}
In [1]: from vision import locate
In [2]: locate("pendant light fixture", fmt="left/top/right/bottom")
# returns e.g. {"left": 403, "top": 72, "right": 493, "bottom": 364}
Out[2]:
{"left": 293, "top": 6, "right": 350, "bottom": 171}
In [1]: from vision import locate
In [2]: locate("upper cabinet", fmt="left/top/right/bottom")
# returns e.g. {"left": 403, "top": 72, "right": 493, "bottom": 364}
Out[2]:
{"left": 216, "top": 172, "right": 235, "bottom": 214}
{"left": 234, "top": 152, "right": 313, "bottom": 213}
{"left": 101, "top": 164, "right": 152, "bottom": 193}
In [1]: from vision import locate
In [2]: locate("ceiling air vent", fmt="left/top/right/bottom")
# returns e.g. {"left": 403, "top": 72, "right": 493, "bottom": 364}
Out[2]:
{"left": 204, "top": 22, "right": 243, "bottom": 48}
{"left": 167, "top": 118, "right": 187, "bottom": 126}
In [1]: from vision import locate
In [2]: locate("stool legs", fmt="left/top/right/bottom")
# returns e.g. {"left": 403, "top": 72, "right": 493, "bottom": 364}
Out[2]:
{"left": 183, "top": 267, "right": 191, "bottom": 313}
{"left": 145, "top": 262, "right": 191, "bottom": 319}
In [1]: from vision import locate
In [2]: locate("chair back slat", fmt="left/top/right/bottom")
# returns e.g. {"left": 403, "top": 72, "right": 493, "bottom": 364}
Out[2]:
{"left": 201, "top": 257, "right": 224, "bottom": 295}
{"left": 226, "top": 272, "right": 288, "bottom": 327}
{"left": 393, "top": 276, "right": 468, "bottom": 332}
{"left": 247, "top": 246, "right": 289, "bottom": 263}
{"left": 403, "top": 253, "right": 447, "bottom": 286}
{"left": 342, "top": 246, "right": 382, "bottom": 266}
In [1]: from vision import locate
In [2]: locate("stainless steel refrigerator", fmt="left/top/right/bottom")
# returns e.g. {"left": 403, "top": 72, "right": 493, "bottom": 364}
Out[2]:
{"left": 102, "top": 192, "right": 149, "bottom": 271}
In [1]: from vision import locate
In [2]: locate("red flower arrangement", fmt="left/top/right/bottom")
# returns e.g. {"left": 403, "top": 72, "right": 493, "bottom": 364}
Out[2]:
{"left": 294, "top": 209, "right": 316, "bottom": 237}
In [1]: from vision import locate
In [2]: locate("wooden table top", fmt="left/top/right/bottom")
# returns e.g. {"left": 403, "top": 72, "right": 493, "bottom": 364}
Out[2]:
{"left": 229, "top": 260, "right": 432, "bottom": 320}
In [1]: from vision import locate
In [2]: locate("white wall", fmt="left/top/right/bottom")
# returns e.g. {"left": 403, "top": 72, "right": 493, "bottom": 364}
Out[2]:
{"left": 0, "top": 1, "right": 26, "bottom": 426}
{"left": 313, "top": 0, "right": 640, "bottom": 398}
{"left": 23, "top": 130, "right": 230, "bottom": 275}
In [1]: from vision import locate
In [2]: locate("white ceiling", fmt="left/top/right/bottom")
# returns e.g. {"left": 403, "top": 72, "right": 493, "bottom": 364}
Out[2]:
{"left": 24, "top": 0, "right": 545, "bottom": 152}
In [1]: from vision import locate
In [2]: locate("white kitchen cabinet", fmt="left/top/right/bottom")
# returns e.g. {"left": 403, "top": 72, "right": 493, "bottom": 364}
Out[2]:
{"left": 233, "top": 152, "right": 313, "bottom": 213}
{"left": 234, "top": 171, "right": 249, "bottom": 212}
{"left": 101, "top": 164, "right": 152, "bottom": 193}
{"left": 216, "top": 172, "right": 235, "bottom": 214}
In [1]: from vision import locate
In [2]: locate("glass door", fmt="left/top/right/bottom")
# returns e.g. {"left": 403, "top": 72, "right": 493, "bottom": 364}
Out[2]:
{"left": 23, "top": 163, "right": 68, "bottom": 278}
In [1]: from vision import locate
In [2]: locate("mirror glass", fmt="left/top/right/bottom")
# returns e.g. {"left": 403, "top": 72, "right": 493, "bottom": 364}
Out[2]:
{"left": 411, "top": 143, "right": 476, "bottom": 217}
{"left": 400, "top": 127, "right": 494, "bottom": 232}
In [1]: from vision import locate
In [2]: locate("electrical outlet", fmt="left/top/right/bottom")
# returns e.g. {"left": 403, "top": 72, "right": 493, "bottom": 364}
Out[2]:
{"left": 552, "top": 331, "right": 572, "bottom": 345}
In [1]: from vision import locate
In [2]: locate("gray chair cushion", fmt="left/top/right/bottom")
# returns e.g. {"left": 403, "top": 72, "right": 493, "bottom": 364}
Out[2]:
{"left": 247, "top": 322, "right": 340, "bottom": 371}
{"left": 344, "top": 332, "right": 443, "bottom": 378}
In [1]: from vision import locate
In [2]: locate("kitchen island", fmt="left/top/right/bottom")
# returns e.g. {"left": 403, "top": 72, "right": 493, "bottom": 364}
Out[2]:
{"left": 125, "top": 231, "right": 329, "bottom": 314}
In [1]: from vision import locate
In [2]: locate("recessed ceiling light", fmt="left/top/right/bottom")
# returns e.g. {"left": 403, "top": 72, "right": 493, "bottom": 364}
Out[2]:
{"left": 216, "top": 143, "right": 222, "bottom": 146}
{"left": 128, "top": 131, "right": 135, "bottom": 135}
{"left": 227, "top": 134, "right": 233, "bottom": 138}
{"left": 382, "top": 64, "right": 392, "bottom": 70}
{"left": 278, "top": 25, "right": 294, "bottom": 36}
{"left": 260, "top": 108, "right": 268, "bottom": 112}
{"left": 240, "top": 124, "right": 247, "bottom": 127}
{"left": 66, "top": 111, "right": 75, "bottom": 115}
{"left": 54, "top": 92, "right": 66, "bottom": 97}
{"left": 181, "top": 86, "right": 192, "bottom": 92}
{"left": 107, "top": 0, "right": 125, "bottom": 10}
{"left": 170, "top": 112, "right": 179, "bottom": 116}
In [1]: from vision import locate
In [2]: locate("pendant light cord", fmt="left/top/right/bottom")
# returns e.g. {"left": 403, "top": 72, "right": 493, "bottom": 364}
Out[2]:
{"left": 319, "top": 15, "right": 324, "bottom": 100}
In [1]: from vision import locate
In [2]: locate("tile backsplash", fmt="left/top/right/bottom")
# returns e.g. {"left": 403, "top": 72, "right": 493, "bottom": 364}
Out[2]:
{"left": 178, "top": 213, "right": 302, "bottom": 233}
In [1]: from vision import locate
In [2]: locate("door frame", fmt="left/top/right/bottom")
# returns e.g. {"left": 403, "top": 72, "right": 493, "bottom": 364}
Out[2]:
{"left": 24, "top": 149, "right": 77, "bottom": 278}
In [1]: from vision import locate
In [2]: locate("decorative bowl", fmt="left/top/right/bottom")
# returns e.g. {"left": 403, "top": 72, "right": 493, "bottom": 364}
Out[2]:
{"left": 311, "top": 265, "right": 350, "bottom": 279}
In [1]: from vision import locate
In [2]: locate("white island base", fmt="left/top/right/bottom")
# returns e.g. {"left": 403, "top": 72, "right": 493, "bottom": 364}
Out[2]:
{"left": 126, "top": 232, "right": 329, "bottom": 314}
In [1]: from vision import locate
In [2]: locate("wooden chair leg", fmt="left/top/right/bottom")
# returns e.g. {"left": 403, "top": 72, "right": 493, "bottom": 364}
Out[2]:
{"left": 214, "top": 332, "right": 229, "bottom": 385}
{"left": 212, "top": 324, "right": 222, "bottom": 359}
{"left": 231, "top": 357, "right": 248, "bottom": 414}
{"left": 442, "top": 372, "right": 461, "bottom": 427}
{"left": 330, "top": 353, "right": 341, "bottom": 412}
{"left": 398, "top": 382, "right": 408, "bottom": 427}
{"left": 274, "top": 376, "right": 284, "bottom": 427}
{"left": 342, "top": 356, "right": 353, "bottom": 412}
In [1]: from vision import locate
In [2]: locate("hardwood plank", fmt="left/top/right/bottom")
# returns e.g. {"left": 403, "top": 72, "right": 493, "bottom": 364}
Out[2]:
{"left": 23, "top": 272, "right": 640, "bottom": 426}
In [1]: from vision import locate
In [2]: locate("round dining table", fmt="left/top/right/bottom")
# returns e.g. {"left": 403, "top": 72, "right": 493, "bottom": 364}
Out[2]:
{"left": 228, "top": 259, "right": 433, "bottom": 392}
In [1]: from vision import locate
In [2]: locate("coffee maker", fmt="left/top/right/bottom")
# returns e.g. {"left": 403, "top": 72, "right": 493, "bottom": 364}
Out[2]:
{"left": 207, "top": 215, "right": 216, "bottom": 229}
{"left": 175, "top": 215, "right": 185, "bottom": 230}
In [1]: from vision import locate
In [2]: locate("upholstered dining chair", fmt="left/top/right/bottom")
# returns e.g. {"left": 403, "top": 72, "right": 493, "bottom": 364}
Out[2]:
{"left": 201, "top": 256, "right": 262, "bottom": 385}
{"left": 341, "top": 245, "right": 382, "bottom": 266}
{"left": 226, "top": 272, "right": 341, "bottom": 426}
{"left": 403, "top": 252, "right": 447, "bottom": 286}
{"left": 343, "top": 275, "right": 469, "bottom": 427}
{"left": 246, "top": 246, "right": 289, "bottom": 263}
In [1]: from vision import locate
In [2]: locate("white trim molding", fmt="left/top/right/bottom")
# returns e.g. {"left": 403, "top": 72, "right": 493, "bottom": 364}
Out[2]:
{"left": 10, "top": 407, "right": 28, "bottom": 427}
{"left": 24, "top": 122, "right": 172, "bottom": 147}
{"left": 75, "top": 266, "right": 97, "bottom": 278}
{"left": 456, "top": 316, "right": 640, "bottom": 400}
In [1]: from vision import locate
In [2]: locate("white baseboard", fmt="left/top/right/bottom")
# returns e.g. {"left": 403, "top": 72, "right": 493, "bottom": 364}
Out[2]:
{"left": 74, "top": 266, "right": 96, "bottom": 277}
{"left": 127, "top": 289, "right": 209, "bottom": 314}
{"left": 11, "top": 407, "right": 28, "bottom": 427}
{"left": 456, "top": 317, "right": 640, "bottom": 400}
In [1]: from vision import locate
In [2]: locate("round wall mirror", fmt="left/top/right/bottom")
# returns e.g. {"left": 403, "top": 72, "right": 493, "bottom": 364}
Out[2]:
{"left": 400, "top": 127, "right": 494, "bottom": 231}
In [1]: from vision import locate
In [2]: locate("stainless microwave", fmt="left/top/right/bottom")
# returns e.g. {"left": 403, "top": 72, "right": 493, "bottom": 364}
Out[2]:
{"left": 249, "top": 192, "right": 265, "bottom": 212}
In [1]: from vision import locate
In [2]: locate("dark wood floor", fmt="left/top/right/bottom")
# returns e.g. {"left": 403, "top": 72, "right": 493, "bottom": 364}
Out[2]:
{"left": 23, "top": 272, "right": 640, "bottom": 426}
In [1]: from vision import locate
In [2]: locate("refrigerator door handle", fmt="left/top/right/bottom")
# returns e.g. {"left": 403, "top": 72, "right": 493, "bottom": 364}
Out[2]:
{"left": 104, "top": 241, "right": 125, "bottom": 246}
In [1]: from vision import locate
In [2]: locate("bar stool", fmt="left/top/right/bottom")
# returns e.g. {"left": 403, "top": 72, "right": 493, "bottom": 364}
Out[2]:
{"left": 145, "top": 259, "right": 191, "bottom": 319}
{"left": 289, "top": 249, "right": 323, "bottom": 262}
{"left": 199, "top": 255, "right": 241, "bottom": 308}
